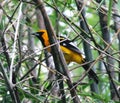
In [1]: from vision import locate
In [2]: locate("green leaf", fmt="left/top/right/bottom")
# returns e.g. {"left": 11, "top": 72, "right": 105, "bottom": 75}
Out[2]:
{"left": 107, "top": 0, "right": 113, "bottom": 28}
{"left": 117, "top": 0, "right": 120, "bottom": 12}
{"left": 0, "top": 15, "right": 5, "bottom": 30}
{"left": 18, "top": 87, "right": 46, "bottom": 102}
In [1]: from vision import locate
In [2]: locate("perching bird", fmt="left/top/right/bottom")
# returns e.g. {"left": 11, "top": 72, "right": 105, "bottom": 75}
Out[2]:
{"left": 32, "top": 30, "right": 98, "bottom": 83}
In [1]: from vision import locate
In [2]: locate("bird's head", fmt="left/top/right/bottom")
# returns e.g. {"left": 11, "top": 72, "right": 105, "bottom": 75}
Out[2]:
{"left": 32, "top": 30, "right": 48, "bottom": 46}
{"left": 32, "top": 29, "right": 47, "bottom": 39}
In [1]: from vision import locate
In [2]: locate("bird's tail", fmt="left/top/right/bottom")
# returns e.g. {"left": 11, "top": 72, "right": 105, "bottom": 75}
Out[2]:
{"left": 82, "top": 60, "right": 99, "bottom": 84}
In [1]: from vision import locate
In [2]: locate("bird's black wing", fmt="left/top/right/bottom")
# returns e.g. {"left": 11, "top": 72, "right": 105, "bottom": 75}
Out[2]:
{"left": 57, "top": 36, "right": 83, "bottom": 54}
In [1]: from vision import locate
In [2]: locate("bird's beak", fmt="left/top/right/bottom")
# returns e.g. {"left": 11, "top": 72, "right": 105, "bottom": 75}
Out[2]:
{"left": 31, "top": 32, "right": 36, "bottom": 35}
{"left": 31, "top": 32, "right": 40, "bottom": 37}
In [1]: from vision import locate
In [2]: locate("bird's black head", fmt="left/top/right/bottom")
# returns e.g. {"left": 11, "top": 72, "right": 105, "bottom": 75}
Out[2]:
{"left": 32, "top": 30, "right": 48, "bottom": 47}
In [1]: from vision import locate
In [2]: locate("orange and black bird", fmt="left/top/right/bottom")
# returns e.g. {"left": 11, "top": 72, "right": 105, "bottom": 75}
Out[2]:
{"left": 32, "top": 30, "right": 98, "bottom": 83}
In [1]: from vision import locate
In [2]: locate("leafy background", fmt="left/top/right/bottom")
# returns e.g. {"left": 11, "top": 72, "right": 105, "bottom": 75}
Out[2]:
{"left": 0, "top": 0, "right": 120, "bottom": 103}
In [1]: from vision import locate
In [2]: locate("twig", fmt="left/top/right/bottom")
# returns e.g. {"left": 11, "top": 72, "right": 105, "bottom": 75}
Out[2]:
{"left": 9, "top": 2, "right": 23, "bottom": 85}
{"left": 0, "top": 2, "right": 21, "bottom": 71}
{"left": 0, "top": 61, "right": 19, "bottom": 103}
{"left": 103, "top": 61, "right": 120, "bottom": 99}
{"left": 0, "top": 4, "right": 15, "bottom": 31}
{"left": 32, "top": 0, "right": 80, "bottom": 102}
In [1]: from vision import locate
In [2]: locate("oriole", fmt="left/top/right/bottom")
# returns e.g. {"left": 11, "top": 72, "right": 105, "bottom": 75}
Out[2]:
{"left": 32, "top": 30, "right": 98, "bottom": 83}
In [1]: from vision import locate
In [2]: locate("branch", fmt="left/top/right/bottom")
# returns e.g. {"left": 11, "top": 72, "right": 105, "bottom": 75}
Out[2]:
{"left": 9, "top": 2, "right": 23, "bottom": 85}
{"left": 32, "top": 0, "right": 80, "bottom": 102}
{"left": 75, "top": 0, "right": 98, "bottom": 93}
{"left": 103, "top": 61, "right": 120, "bottom": 99}
{"left": 0, "top": 61, "right": 20, "bottom": 103}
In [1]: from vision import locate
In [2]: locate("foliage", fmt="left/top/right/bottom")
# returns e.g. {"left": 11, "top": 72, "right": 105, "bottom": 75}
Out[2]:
{"left": 0, "top": 0, "right": 120, "bottom": 103}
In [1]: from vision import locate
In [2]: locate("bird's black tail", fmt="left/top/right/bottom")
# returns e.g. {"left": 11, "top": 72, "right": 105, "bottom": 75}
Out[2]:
{"left": 82, "top": 61, "right": 99, "bottom": 84}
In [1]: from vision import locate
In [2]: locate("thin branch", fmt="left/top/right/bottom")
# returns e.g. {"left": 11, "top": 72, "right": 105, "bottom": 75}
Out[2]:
{"left": 0, "top": 31, "right": 11, "bottom": 68}
{"left": 103, "top": 61, "right": 120, "bottom": 99}
{"left": 0, "top": 4, "right": 15, "bottom": 31}
{"left": 0, "top": 61, "right": 19, "bottom": 103}
{"left": 32, "top": 0, "right": 80, "bottom": 102}
{"left": 75, "top": 0, "right": 98, "bottom": 93}
{"left": 2, "top": 1, "right": 21, "bottom": 36}
{"left": 9, "top": 2, "right": 23, "bottom": 84}
{"left": 0, "top": 1, "right": 21, "bottom": 70}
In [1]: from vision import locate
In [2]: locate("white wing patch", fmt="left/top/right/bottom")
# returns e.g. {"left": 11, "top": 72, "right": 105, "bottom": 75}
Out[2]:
{"left": 69, "top": 42, "right": 78, "bottom": 48}
{"left": 62, "top": 43, "right": 67, "bottom": 46}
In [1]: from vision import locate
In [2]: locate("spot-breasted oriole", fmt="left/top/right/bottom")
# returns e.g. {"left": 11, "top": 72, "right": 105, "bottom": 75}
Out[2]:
{"left": 32, "top": 30, "right": 98, "bottom": 83}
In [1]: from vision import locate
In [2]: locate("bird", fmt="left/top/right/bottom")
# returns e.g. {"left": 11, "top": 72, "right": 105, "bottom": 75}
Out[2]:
{"left": 32, "top": 29, "right": 98, "bottom": 83}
